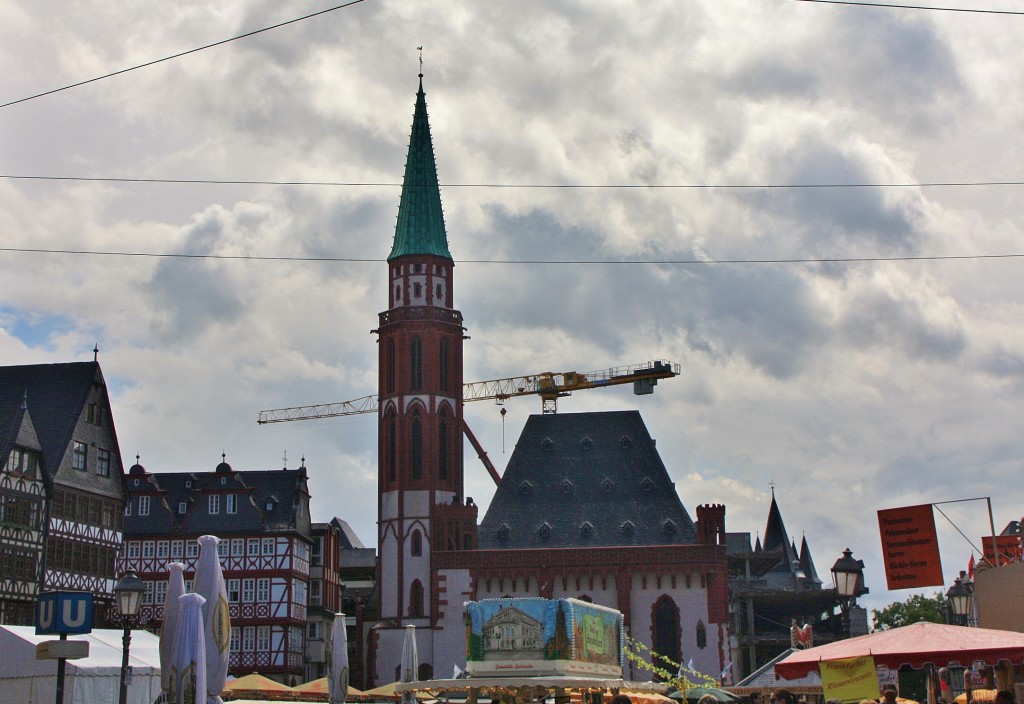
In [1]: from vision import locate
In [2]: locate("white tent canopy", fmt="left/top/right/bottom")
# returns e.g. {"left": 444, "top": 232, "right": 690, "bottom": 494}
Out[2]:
{"left": 0, "top": 625, "right": 162, "bottom": 704}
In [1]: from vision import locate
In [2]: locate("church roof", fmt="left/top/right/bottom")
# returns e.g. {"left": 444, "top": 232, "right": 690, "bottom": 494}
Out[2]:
{"left": 478, "top": 410, "right": 696, "bottom": 549}
{"left": 389, "top": 76, "right": 451, "bottom": 261}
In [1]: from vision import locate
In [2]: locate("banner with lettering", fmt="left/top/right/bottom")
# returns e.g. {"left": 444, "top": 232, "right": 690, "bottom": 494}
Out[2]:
{"left": 878, "top": 504, "right": 944, "bottom": 590}
{"left": 821, "top": 655, "right": 881, "bottom": 704}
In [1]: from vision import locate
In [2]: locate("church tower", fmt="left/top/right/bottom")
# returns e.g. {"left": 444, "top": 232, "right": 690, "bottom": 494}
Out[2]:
{"left": 375, "top": 75, "right": 469, "bottom": 628}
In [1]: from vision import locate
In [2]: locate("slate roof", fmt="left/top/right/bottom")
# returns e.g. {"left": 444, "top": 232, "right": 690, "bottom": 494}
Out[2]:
{"left": 389, "top": 76, "right": 452, "bottom": 261}
{"left": 125, "top": 460, "right": 310, "bottom": 536}
{"left": 478, "top": 410, "right": 696, "bottom": 549}
{"left": 0, "top": 362, "right": 110, "bottom": 481}
{"left": 753, "top": 490, "right": 822, "bottom": 590}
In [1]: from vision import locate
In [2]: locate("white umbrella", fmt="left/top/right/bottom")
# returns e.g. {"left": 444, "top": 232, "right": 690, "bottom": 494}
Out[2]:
{"left": 160, "top": 562, "right": 187, "bottom": 699}
{"left": 400, "top": 624, "right": 418, "bottom": 704}
{"left": 328, "top": 612, "right": 349, "bottom": 704}
{"left": 194, "top": 535, "right": 230, "bottom": 704}
{"left": 169, "top": 592, "right": 207, "bottom": 704}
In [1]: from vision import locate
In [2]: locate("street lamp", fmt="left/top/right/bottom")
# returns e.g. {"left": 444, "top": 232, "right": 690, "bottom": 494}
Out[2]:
{"left": 832, "top": 548, "right": 865, "bottom": 638}
{"left": 946, "top": 574, "right": 974, "bottom": 627}
{"left": 113, "top": 569, "right": 146, "bottom": 704}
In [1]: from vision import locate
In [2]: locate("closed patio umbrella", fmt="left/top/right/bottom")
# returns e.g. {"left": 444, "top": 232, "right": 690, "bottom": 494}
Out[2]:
{"left": 194, "top": 535, "right": 231, "bottom": 703}
{"left": 168, "top": 592, "right": 207, "bottom": 704}
{"left": 401, "top": 625, "right": 418, "bottom": 704}
{"left": 160, "top": 562, "right": 187, "bottom": 701}
{"left": 329, "top": 612, "right": 350, "bottom": 704}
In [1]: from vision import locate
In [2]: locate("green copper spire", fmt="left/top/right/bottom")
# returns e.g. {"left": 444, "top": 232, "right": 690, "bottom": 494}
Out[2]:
{"left": 389, "top": 76, "right": 452, "bottom": 261}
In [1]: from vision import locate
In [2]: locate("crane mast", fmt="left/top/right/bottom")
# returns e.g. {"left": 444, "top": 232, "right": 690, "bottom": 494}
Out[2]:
{"left": 257, "top": 359, "right": 679, "bottom": 424}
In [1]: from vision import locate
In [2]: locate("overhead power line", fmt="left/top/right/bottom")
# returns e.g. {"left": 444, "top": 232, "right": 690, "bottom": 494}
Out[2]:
{"left": 3, "top": 175, "right": 1023, "bottom": 190}
{"left": 0, "top": 0, "right": 370, "bottom": 109}
{"left": 795, "top": 0, "right": 1024, "bottom": 14}
{"left": 1, "top": 246, "right": 1021, "bottom": 266}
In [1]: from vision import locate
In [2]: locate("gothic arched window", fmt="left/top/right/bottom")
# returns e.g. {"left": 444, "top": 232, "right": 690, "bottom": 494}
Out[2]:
{"left": 438, "top": 410, "right": 449, "bottom": 480}
{"left": 652, "top": 595, "right": 681, "bottom": 681}
{"left": 411, "top": 408, "right": 423, "bottom": 480}
{"left": 410, "top": 337, "right": 423, "bottom": 390}
{"left": 385, "top": 411, "right": 397, "bottom": 483}
{"left": 411, "top": 529, "right": 422, "bottom": 557}
{"left": 439, "top": 338, "right": 449, "bottom": 392}
{"left": 409, "top": 579, "right": 424, "bottom": 617}
{"left": 386, "top": 339, "right": 396, "bottom": 393}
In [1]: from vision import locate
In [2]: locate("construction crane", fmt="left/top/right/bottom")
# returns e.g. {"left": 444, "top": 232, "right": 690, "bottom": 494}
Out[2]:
{"left": 256, "top": 360, "right": 680, "bottom": 424}
{"left": 257, "top": 359, "right": 680, "bottom": 486}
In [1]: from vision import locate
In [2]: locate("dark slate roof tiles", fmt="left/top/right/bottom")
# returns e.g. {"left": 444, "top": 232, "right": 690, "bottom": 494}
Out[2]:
{"left": 479, "top": 410, "right": 696, "bottom": 550}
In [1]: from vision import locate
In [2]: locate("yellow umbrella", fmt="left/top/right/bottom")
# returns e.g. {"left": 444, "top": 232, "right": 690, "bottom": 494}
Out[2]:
{"left": 955, "top": 690, "right": 998, "bottom": 704}
{"left": 294, "top": 677, "right": 366, "bottom": 697}
{"left": 362, "top": 682, "right": 431, "bottom": 701}
{"left": 223, "top": 672, "right": 296, "bottom": 698}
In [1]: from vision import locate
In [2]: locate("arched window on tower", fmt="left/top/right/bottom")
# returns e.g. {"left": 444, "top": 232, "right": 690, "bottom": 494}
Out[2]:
{"left": 652, "top": 595, "right": 681, "bottom": 682}
{"left": 386, "top": 411, "right": 397, "bottom": 483}
{"left": 410, "top": 337, "right": 423, "bottom": 390}
{"left": 411, "top": 529, "right": 422, "bottom": 557}
{"left": 409, "top": 579, "right": 424, "bottom": 617}
{"left": 386, "top": 339, "right": 396, "bottom": 393}
{"left": 411, "top": 408, "right": 423, "bottom": 480}
{"left": 439, "top": 338, "right": 449, "bottom": 391}
{"left": 438, "top": 409, "right": 449, "bottom": 480}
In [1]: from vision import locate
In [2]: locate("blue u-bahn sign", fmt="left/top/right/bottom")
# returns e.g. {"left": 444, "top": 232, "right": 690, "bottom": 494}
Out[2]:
{"left": 36, "top": 591, "right": 94, "bottom": 635}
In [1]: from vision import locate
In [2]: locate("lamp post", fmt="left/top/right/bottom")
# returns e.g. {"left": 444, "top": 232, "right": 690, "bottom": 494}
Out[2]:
{"left": 113, "top": 569, "right": 146, "bottom": 704}
{"left": 946, "top": 574, "right": 974, "bottom": 627}
{"left": 832, "top": 547, "right": 865, "bottom": 638}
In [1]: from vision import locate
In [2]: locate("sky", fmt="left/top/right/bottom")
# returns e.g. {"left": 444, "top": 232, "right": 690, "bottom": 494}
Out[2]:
{"left": 2, "top": 0, "right": 1023, "bottom": 619}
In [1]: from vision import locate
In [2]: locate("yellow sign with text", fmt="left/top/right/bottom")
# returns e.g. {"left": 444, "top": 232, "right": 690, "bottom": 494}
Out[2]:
{"left": 820, "top": 656, "right": 881, "bottom": 704}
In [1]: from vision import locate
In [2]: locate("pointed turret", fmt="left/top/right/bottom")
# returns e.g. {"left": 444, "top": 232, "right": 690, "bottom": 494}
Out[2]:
{"left": 763, "top": 488, "right": 799, "bottom": 568}
{"left": 799, "top": 535, "right": 823, "bottom": 586}
{"left": 390, "top": 75, "right": 451, "bottom": 260}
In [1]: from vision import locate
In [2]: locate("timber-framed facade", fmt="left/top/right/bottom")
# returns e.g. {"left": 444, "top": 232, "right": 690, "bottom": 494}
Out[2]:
{"left": 120, "top": 458, "right": 313, "bottom": 684}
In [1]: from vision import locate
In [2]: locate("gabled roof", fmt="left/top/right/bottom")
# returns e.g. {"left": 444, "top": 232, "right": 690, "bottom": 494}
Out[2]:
{"left": 0, "top": 362, "right": 114, "bottom": 481}
{"left": 478, "top": 410, "right": 696, "bottom": 549}
{"left": 388, "top": 76, "right": 452, "bottom": 261}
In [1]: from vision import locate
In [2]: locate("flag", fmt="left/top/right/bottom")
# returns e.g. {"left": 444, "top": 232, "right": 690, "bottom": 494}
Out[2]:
{"left": 968, "top": 553, "right": 975, "bottom": 579}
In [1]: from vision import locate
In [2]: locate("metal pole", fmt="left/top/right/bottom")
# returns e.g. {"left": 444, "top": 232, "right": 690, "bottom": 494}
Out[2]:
{"left": 118, "top": 624, "right": 132, "bottom": 704}
{"left": 55, "top": 633, "right": 67, "bottom": 704}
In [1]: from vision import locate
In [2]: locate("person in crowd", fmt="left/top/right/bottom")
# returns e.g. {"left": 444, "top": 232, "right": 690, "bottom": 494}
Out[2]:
{"left": 697, "top": 695, "right": 718, "bottom": 704}
{"left": 771, "top": 690, "right": 794, "bottom": 704}
{"left": 882, "top": 685, "right": 899, "bottom": 704}
{"left": 749, "top": 692, "right": 762, "bottom": 704}
{"left": 995, "top": 691, "right": 1016, "bottom": 704}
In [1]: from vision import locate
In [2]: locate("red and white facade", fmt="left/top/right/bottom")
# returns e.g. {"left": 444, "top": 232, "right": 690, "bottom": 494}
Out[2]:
{"left": 121, "top": 460, "right": 312, "bottom": 683}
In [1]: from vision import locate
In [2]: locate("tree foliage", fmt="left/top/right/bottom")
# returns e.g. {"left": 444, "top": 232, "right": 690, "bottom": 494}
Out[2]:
{"left": 871, "top": 592, "right": 946, "bottom": 631}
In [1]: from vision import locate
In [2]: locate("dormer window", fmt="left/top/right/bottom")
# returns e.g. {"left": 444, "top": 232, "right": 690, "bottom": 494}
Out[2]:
{"left": 662, "top": 519, "right": 677, "bottom": 536}
{"left": 185, "top": 480, "right": 192, "bottom": 488}
{"left": 541, "top": 438, "right": 553, "bottom": 452}
{"left": 266, "top": 500, "right": 274, "bottom": 511}
{"left": 538, "top": 522, "right": 553, "bottom": 541}
{"left": 601, "top": 478, "right": 614, "bottom": 493}
{"left": 497, "top": 523, "right": 510, "bottom": 541}
{"left": 580, "top": 521, "right": 593, "bottom": 538}
{"left": 179, "top": 501, "right": 187, "bottom": 514}
{"left": 621, "top": 521, "right": 636, "bottom": 537}
{"left": 519, "top": 480, "right": 534, "bottom": 496}
{"left": 580, "top": 436, "right": 593, "bottom": 450}
{"left": 560, "top": 479, "right": 573, "bottom": 495}
{"left": 640, "top": 477, "right": 655, "bottom": 492}
{"left": 619, "top": 435, "right": 633, "bottom": 450}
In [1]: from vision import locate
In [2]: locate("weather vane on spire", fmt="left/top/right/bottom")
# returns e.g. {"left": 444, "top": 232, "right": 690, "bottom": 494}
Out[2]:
{"left": 417, "top": 46, "right": 423, "bottom": 75}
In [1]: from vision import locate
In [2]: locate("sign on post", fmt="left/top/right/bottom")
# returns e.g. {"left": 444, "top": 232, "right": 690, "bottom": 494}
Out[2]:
{"left": 877, "top": 504, "right": 944, "bottom": 590}
{"left": 36, "top": 592, "right": 94, "bottom": 635}
{"left": 36, "top": 640, "right": 90, "bottom": 660}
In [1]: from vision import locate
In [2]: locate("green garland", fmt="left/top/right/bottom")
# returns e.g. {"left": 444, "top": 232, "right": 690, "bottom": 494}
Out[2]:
{"left": 623, "top": 635, "right": 719, "bottom": 693}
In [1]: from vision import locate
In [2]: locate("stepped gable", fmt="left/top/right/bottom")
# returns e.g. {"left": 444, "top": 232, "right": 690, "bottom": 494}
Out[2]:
{"left": 478, "top": 410, "right": 696, "bottom": 549}
{"left": 0, "top": 362, "right": 110, "bottom": 479}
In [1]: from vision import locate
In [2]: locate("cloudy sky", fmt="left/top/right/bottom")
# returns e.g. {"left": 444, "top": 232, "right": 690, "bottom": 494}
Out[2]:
{"left": 2, "top": 0, "right": 1023, "bottom": 617}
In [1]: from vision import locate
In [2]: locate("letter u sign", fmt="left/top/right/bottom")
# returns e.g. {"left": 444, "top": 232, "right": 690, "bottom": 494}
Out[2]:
{"left": 36, "top": 592, "right": 94, "bottom": 635}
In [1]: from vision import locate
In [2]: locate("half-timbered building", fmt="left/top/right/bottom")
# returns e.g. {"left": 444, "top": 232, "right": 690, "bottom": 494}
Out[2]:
{"left": 0, "top": 361, "right": 126, "bottom": 626}
{"left": 120, "top": 458, "right": 312, "bottom": 684}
